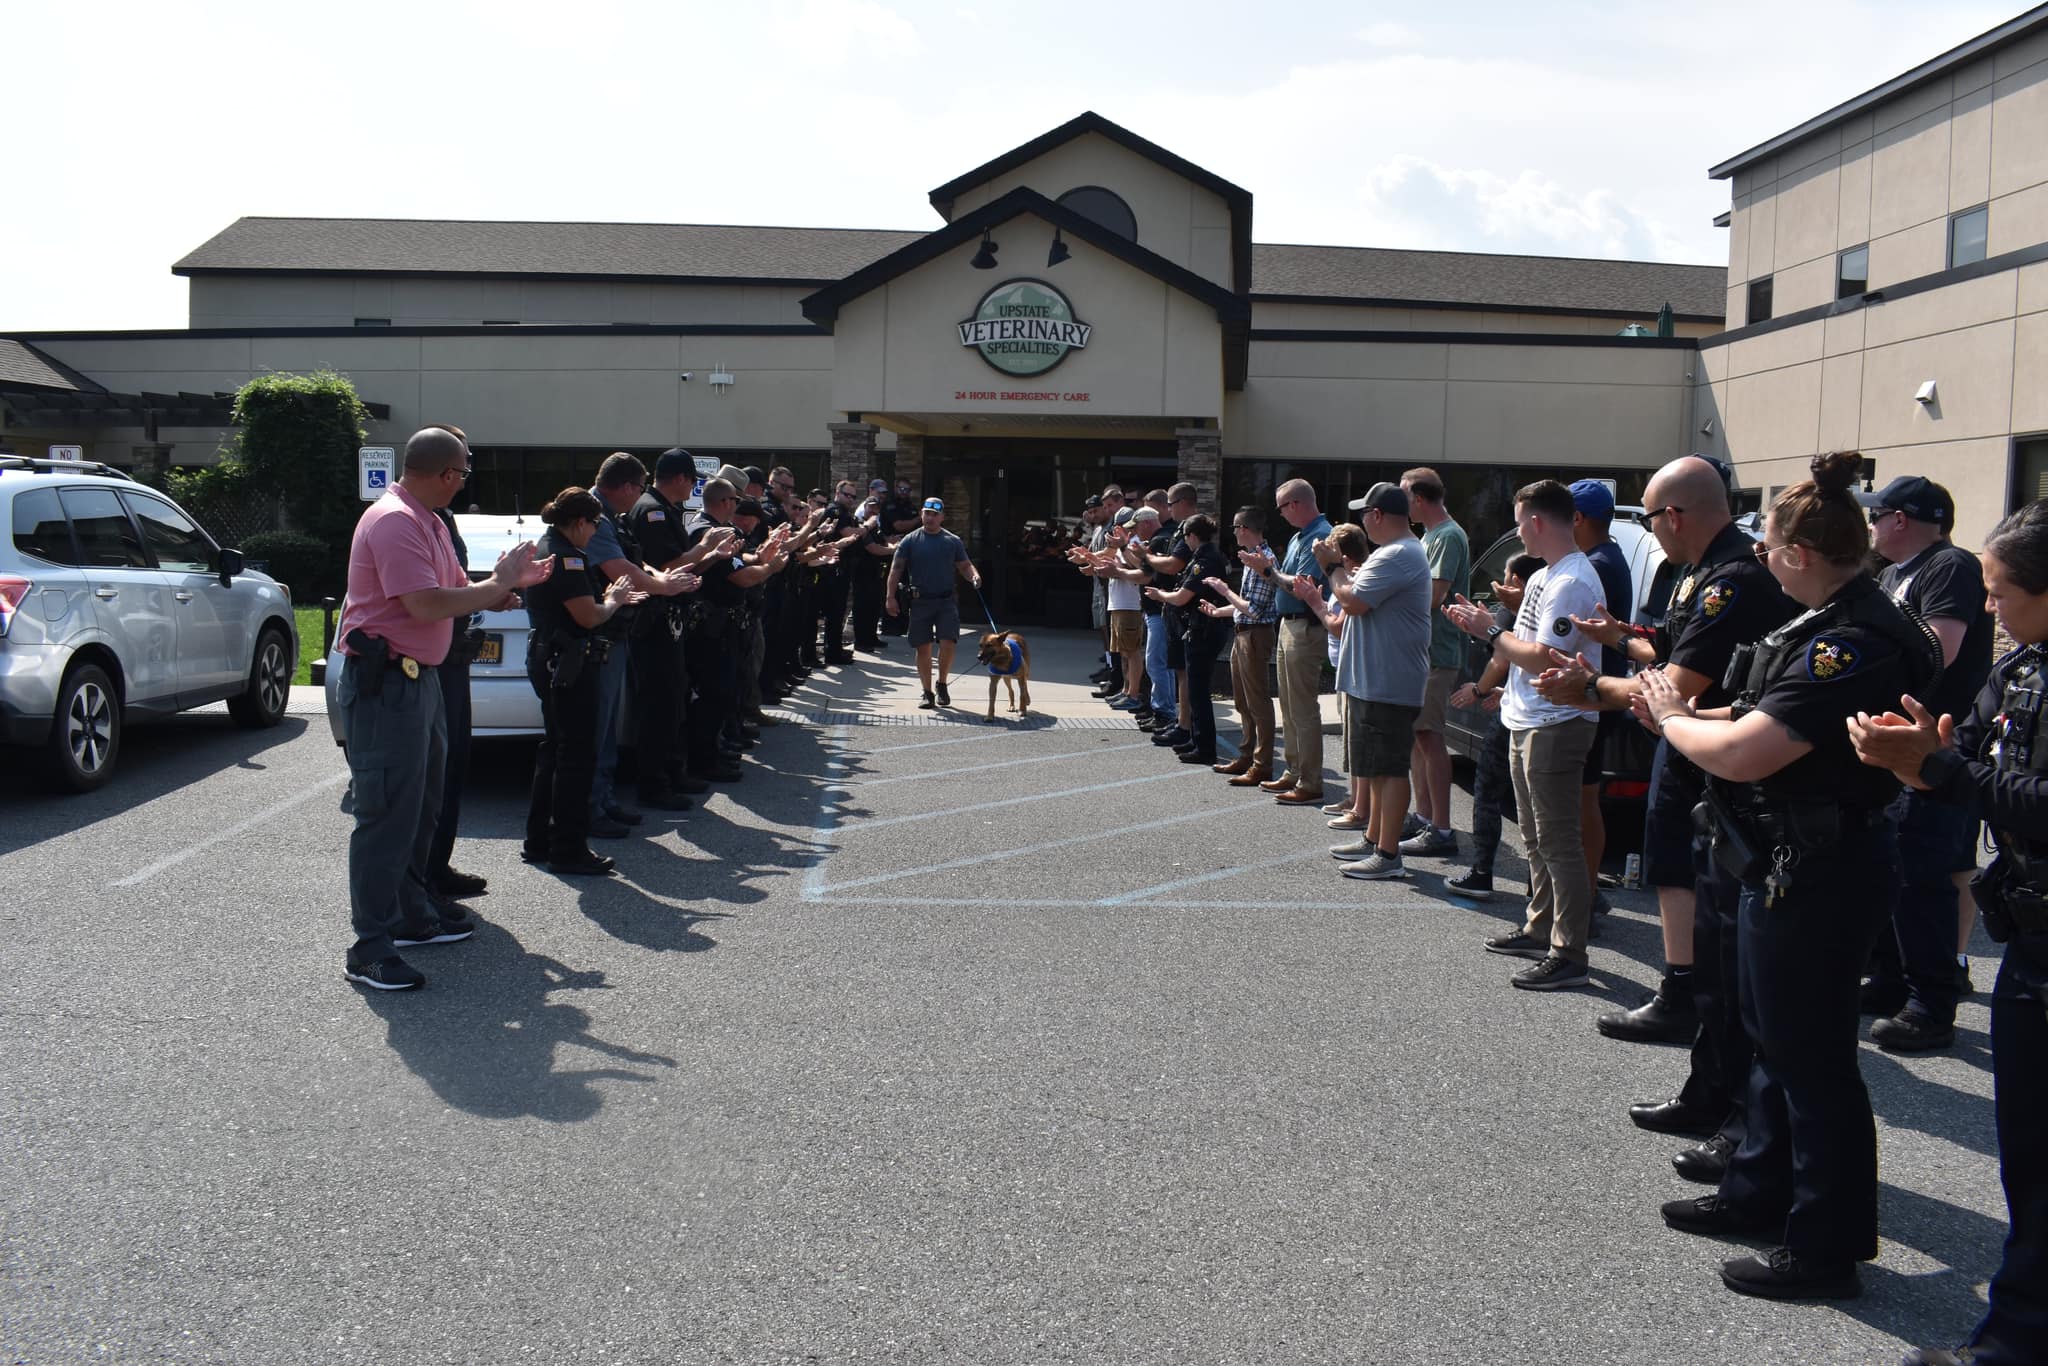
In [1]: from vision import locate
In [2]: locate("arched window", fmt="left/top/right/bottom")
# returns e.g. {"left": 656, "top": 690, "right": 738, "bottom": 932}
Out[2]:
{"left": 1056, "top": 186, "right": 1137, "bottom": 242}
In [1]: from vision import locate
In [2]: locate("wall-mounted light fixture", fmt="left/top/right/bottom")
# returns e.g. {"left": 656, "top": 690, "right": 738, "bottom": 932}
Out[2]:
{"left": 1915, "top": 380, "right": 1938, "bottom": 405}
{"left": 1047, "top": 229, "right": 1071, "bottom": 268}
{"left": 1699, "top": 417, "right": 1716, "bottom": 437}
{"left": 970, "top": 231, "right": 999, "bottom": 270}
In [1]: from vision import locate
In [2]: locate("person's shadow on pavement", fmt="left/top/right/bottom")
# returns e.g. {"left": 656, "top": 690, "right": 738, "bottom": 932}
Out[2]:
{"left": 363, "top": 922, "right": 675, "bottom": 1122}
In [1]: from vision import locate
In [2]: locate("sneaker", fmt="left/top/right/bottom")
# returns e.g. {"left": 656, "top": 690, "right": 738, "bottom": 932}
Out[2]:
{"left": 1871, "top": 1007, "right": 1956, "bottom": 1053}
{"left": 1512, "top": 954, "right": 1592, "bottom": 991}
{"left": 1720, "top": 1247, "right": 1860, "bottom": 1302}
{"left": 1444, "top": 869, "right": 1495, "bottom": 901}
{"left": 1397, "top": 828, "right": 1458, "bottom": 857}
{"left": 1341, "top": 852, "right": 1408, "bottom": 881}
{"left": 393, "top": 920, "right": 474, "bottom": 947}
{"left": 1330, "top": 836, "right": 1376, "bottom": 861}
{"left": 1400, "top": 811, "right": 1430, "bottom": 840}
{"left": 935, "top": 683, "right": 951, "bottom": 706}
{"left": 919, "top": 691, "right": 937, "bottom": 710}
{"left": 1484, "top": 930, "right": 1549, "bottom": 959}
{"left": 432, "top": 868, "right": 489, "bottom": 898}
{"left": 344, "top": 955, "right": 425, "bottom": 991}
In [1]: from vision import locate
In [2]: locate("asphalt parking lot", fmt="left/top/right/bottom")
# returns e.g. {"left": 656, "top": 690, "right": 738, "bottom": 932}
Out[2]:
{"left": 0, "top": 696, "right": 2008, "bottom": 1364}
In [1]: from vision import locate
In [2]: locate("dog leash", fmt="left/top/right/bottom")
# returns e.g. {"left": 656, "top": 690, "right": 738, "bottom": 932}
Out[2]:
{"left": 971, "top": 580, "right": 1001, "bottom": 635}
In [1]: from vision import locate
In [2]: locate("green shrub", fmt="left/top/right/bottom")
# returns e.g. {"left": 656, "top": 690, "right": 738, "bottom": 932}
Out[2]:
{"left": 241, "top": 530, "right": 345, "bottom": 600}
{"left": 224, "top": 372, "right": 370, "bottom": 553}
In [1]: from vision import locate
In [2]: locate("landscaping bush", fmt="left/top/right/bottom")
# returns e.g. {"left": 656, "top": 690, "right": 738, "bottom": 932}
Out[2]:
{"left": 241, "top": 530, "right": 345, "bottom": 601}
{"left": 225, "top": 372, "right": 370, "bottom": 554}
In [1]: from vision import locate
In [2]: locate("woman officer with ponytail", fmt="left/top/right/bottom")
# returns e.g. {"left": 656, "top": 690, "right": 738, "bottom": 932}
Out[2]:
{"left": 521, "top": 487, "right": 647, "bottom": 877}
{"left": 1853, "top": 499, "right": 2048, "bottom": 1366}
{"left": 1637, "top": 451, "right": 1944, "bottom": 1302}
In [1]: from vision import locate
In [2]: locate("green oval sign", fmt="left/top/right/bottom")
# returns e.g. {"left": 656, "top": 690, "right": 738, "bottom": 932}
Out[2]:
{"left": 957, "top": 277, "right": 1092, "bottom": 377}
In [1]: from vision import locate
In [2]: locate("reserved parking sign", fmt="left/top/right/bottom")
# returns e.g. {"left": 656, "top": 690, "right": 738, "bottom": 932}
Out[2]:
{"left": 358, "top": 446, "right": 395, "bottom": 501}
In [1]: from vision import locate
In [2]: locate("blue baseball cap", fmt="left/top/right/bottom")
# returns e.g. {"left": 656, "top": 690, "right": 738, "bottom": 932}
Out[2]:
{"left": 1569, "top": 479, "right": 1615, "bottom": 521}
{"left": 922, "top": 497, "right": 945, "bottom": 512}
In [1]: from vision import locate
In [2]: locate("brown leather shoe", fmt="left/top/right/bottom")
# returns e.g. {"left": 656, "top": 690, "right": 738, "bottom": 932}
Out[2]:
{"left": 1213, "top": 756, "right": 1253, "bottom": 776}
{"left": 1259, "top": 774, "right": 1297, "bottom": 793}
{"left": 1228, "top": 766, "right": 1271, "bottom": 787}
{"left": 1275, "top": 789, "right": 1326, "bottom": 805}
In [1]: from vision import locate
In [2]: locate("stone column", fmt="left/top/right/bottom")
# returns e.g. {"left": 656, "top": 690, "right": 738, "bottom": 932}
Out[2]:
{"left": 828, "top": 421, "right": 877, "bottom": 491}
{"left": 894, "top": 433, "right": 925, "bottom": 493}
{"left": 1176, "top": 426, "right": 1222, "bottom": 512}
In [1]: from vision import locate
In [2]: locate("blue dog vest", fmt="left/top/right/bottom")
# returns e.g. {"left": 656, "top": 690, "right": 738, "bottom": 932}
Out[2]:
{"left": 987, "top": 639, "right": 1023, "bottom": 677}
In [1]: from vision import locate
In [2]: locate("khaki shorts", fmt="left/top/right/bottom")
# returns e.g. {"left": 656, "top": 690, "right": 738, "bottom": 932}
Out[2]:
{"left": 1417, "top": 666, "right": 1458, "bottom": 733}
{"left": 1109, "top": 609, "right": 1145, "bottom": 654}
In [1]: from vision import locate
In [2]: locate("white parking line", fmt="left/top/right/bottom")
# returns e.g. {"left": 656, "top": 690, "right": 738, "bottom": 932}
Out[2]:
{"left": 805, "top": 806, "right": 1226, "bottom": 896}
{"left": 849, "top": 741, "right": 1153, "bottom": 787}
{"left": 834, "top": 769, "right": 1197, "bottom": 833}
{"left": 817, "top": 894, "right": 1374, "bottom": 911}
{"left": 109, "top": 771, "right": 351, "bottom": 888}
{"left": 1096, "top": 844, "right": 1336, "bottom": 905}
{"left": 800, "top": 725, "right": 853, "bottom": 899}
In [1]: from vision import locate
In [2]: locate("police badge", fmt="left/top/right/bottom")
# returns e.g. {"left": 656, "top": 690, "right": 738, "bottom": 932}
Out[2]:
{"left": 1675, "top": 573, "right": 1697, "bottom": 605}
{"left": 1807, "top": 636, "right": 1858, "bottom": 680}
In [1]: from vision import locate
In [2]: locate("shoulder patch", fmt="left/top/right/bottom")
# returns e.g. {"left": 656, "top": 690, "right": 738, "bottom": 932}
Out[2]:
{"left": 1551, "top": 616, "right": 1573, "bottom": 638}
{"left": 1701, "top": 581, "right": 1735, "bottom": 618}
{"left": 563, "top": 556, "right": 584, "bottom": 570}
{"left": 1806, "top": 635, "right": 1858, "bottom": 681}
{"left": 647, "top": 509, "right": 665, "bottom": 521}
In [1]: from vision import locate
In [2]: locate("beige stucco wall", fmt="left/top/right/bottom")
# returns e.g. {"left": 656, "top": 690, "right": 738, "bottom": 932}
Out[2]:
{"left": 28, "top": 331, "right": 839, "bottom": 464}
{"left": 1695, "top": 258, "right": 2048, "bottom": 544}
{"left": 1725, "top": 36, "right": 2048, "bottom": 322}
{"left": 941, "top": 131, "right": 1236, "bottom": 292}
{"left": 1226, "top": 337, "right": 1695, "bottom": 468}
{"left": 828, "top": 216, "right": 1224, "bottom": 424}
{"left": 188, "top": 275, "right": 818, "bottom": 328}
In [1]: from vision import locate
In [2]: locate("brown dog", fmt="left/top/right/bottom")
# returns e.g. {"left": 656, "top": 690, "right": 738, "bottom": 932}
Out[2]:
{"left": 975, "top": 631, "right": 1032, "bottom": 721}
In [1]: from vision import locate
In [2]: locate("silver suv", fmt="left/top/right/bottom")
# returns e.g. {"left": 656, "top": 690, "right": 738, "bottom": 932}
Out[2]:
{"left": 1, "top": 457, "right": 296, "bottom": 791}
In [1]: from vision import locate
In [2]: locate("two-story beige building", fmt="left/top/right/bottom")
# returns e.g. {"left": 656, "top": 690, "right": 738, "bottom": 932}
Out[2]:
{"left": 1699, "top": 3, "right": 2048, "bottom": 543}
{"left": 5, "top": 112, "right": 1725, "bottom": 623}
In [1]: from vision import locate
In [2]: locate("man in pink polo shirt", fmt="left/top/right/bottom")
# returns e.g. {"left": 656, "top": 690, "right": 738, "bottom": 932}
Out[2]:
{"left": 338, "top": 426, "right": 550, "bottom": 992}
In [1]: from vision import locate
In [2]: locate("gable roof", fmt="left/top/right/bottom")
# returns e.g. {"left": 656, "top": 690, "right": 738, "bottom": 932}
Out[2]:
{"left": 0, "top": 338, "right": 103, "bottom": 393}
{"left": 175, "top": 217, "right": 928, "bottom": 285}
{"left": 928, "top": 112, "right": 1255, "bottom": 297}
{"left": 1252, "top": 243, "right": 1726, "bottom": 321}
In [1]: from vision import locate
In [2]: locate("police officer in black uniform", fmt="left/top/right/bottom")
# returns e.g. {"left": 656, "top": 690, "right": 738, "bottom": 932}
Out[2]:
{"left": 628, "top": 450, "right": 709, "bottom": 810}
{"left": 1857, "top": 475, "right": 1994, "bottom": 1052}
{"left": 521, "top": 487, "right": 647, "bottom": 876}
{"left": 682, "top": 478, "right": 782, "bottom": 782}
{"left": 850, "top": 480, "right": 891, "bottom": 653}
{"left": 1540, "top": 456, "right": 1799, "bottom": 1189}
{"left": 880, "top": 478, "right": 920, "bottom": 636}
{"left": 814, "top": 479, "right": 865, "bottom": 665}
{"left": 1644, "top": 451, "right": 1942, "bottom": 1302}
{"left": 1852, "top": 497, "right": 2048, "bottom": 1366}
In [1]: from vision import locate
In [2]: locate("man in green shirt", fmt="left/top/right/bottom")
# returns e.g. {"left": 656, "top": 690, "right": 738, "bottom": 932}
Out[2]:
{"left": 1400, "top": 467, "right": 1469, "bottom": 857}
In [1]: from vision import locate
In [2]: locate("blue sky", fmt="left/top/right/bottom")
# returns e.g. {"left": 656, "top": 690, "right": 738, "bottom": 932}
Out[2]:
{"left": 0, "top": 0, "right": 2023, "bottom": 330}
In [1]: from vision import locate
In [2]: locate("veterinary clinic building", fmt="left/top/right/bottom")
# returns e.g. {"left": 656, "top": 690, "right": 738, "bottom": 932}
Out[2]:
{"left": 1, "top": 112, "right": 1725, "bottom": 624}
{"left": 1698, "top": 3, "right": 2048, "bottom": 541}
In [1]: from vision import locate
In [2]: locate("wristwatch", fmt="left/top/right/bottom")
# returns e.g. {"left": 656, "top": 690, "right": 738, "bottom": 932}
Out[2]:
{"left": 1485, "top": 624, "right": 1505, "bottom": 647}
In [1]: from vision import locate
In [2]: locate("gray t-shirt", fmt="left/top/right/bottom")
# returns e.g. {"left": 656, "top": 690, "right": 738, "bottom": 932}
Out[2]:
{"left": 1335, "top": 537, "right": 1432, "bottom": 706}
{"left": 893, "top": 527, "right": 968, "bottom": 595}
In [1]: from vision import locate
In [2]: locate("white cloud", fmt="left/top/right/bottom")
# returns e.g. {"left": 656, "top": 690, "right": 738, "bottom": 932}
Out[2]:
{"left": 1353, "top": 154, "right": 1694, "bottom": 261}
{"left": 1353, "top": 21, "right": 1419, "bottom": 48}
{"left": 772, "top": 0, "right": 924, "bottom": 69}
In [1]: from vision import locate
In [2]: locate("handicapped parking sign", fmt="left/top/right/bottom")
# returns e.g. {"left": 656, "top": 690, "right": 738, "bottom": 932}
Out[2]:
{"left": 358, "top": 446, "right": 396, "bottom": 501}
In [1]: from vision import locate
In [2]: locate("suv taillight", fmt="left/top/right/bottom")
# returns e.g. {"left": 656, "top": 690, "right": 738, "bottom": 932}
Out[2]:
{"left": 0, "top": 576, "right": 31, "bottom": 638}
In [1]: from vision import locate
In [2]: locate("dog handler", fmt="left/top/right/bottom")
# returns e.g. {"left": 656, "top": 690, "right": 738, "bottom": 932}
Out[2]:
{"left": 885, "top": 497, "right": 983, "bottom": 709}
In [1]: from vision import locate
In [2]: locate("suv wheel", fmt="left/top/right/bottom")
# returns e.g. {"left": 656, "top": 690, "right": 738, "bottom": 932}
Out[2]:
{"left": 47, "top": 662, "right": 120, "bottom": 792}
{"left": 228, "top": 625, "right": 292, "bottom": 729}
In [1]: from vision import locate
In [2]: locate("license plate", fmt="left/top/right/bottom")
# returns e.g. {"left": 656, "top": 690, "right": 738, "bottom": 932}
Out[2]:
{"left": 477, "top": 634, "right": 503, "bottom": 665}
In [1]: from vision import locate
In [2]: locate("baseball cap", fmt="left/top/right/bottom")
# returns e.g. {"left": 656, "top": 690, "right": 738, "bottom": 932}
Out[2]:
{"left": 742, "top": 466, "right": 767, "bottom": 487}
{"left": 1083, "top": 494, "right": 1104, "bottom": 509}
{"left": 1856, "top": 474, "right": 1954, "bottom": 530}
{"left": 922, "top": 497, "right": 945, "bottom": 512}
{"left": 869, "top": 478, "right": 887, "bottom": 491}
{"left": 1130, "top": 506, "right": 1162, "bottom": 524}
{"left": 1112, "top": 507, "right": 1136, "bottom": 526}
{"left": 1568, "top": 478, "right": 1616, "bottom": 521}
{"left": 1347, "top": 481, "right": 1410, "bottom": 518}
{"left": 734, "top": 498, "right": 764, "bottom": 518}
{"left": 654, "top": 447, "right": 695, "bottom": 482}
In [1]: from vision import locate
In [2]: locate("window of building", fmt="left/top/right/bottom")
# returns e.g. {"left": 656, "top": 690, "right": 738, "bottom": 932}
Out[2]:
{"left": 1950, "top": 205, "right": 1989, "bottom": 268}
{"left": 1837, "top": 245, "right": 1869, "bottom": 299}
{"left": 1055, "top": 186, "right": 1137, "bottom": 242}
{"left": 1747, "top": 276, "right": 1774, "bottom": 325}
{"left": 353, "top": 317, "right": 391, "bottom": 327}
{"left": 2013, "top": 435, "right": 2048, "bottom": 509}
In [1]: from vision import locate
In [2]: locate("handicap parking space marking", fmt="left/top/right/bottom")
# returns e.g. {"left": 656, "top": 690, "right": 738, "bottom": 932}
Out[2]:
{"left": 109, "top": 771, "right": 352, "bottom": 888}
{"left": 1096, "top": 844, "right": 1339, "bottom": 906}
{"left": 830, "top": 770, "right": 1198, "bottom": 833}
{"left": 819, "top": 894, "right": 1372, "bottom": 912}
{"left": 849, "top": 740, "right": 1154, "bottom": 788}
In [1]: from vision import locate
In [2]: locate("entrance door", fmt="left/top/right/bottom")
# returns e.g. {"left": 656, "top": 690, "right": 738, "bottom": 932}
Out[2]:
{"left": 930, "top": 458, "right": 1007, "bottom": 629}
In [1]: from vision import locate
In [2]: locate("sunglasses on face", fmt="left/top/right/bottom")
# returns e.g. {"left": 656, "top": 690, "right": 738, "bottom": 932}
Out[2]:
{"left": 1632, "top": 506, "right": 1680, "bottom": 528}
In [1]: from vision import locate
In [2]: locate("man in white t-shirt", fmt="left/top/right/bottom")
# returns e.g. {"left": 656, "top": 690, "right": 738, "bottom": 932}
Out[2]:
{"left": 1444, "top": 479, "right": 1601, "bottom": 992}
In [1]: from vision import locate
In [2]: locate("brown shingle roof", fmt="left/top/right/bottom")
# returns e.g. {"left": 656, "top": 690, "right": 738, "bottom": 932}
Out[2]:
{"left": 1252, "top": 243, "right": 1726, "bottom": 319}
{"left": 173, "top": 217, "right": 1726, "bottom": 319}
{"left": 0, "top": 338, "right": 100, "bottom": 392}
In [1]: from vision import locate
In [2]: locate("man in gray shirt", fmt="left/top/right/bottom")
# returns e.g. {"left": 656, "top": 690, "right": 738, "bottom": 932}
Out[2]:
{"left": 885, "top": 498, "right": 983, "bottom": 708}
{"left": 1316, "top": 482, "right": 1431, "bottom": 881}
